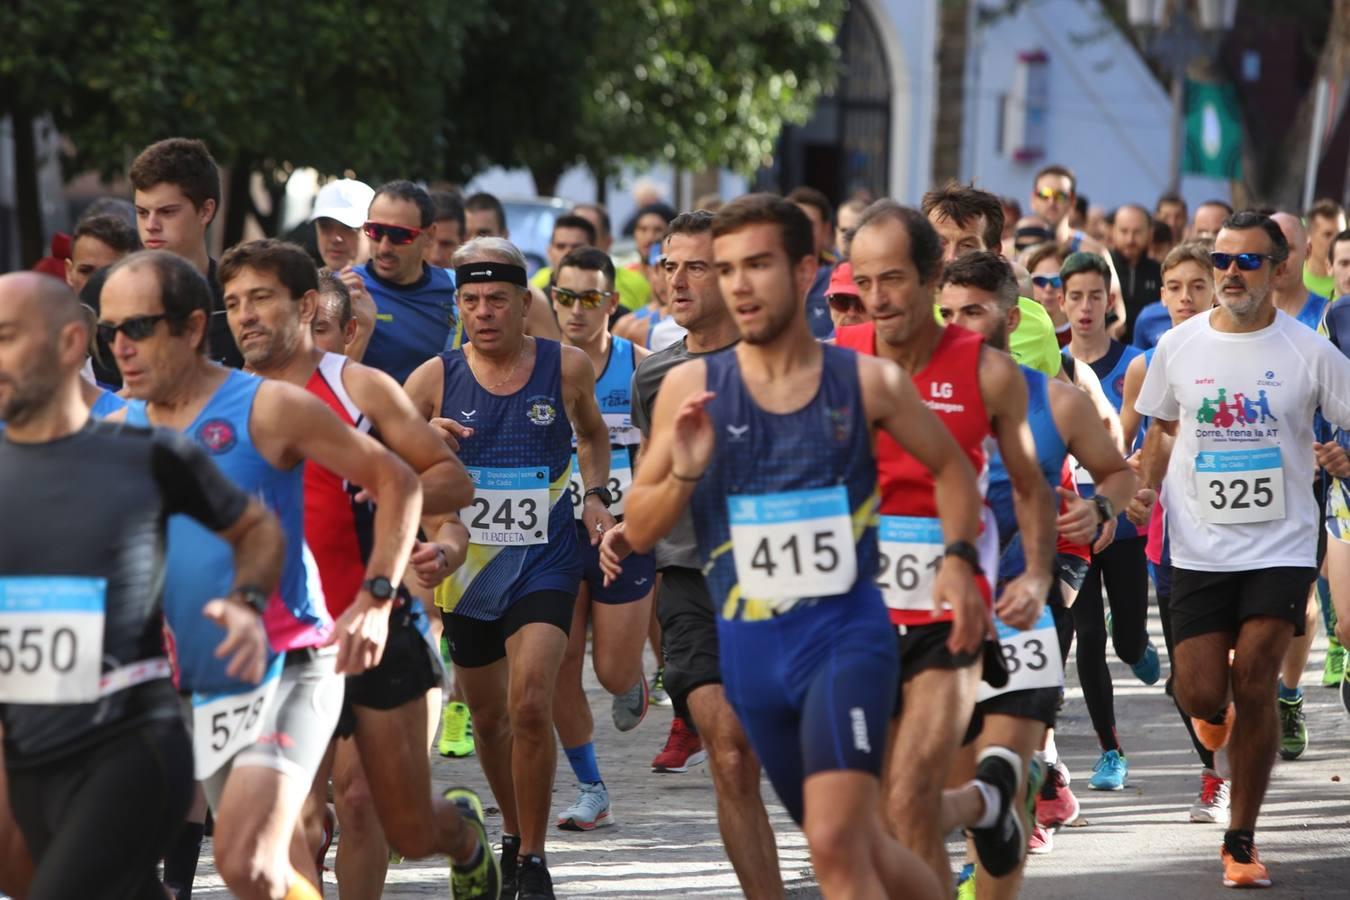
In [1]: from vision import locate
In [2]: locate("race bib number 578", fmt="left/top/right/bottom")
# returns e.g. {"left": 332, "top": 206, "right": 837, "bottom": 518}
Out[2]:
{"left": 728, "top": 486, "right": 856, "bottom": 602}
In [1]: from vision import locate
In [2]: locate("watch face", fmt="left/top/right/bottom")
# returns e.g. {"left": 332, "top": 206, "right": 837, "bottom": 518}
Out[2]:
{"left": 367, "top": 577, "right": 394, "bottom": 599}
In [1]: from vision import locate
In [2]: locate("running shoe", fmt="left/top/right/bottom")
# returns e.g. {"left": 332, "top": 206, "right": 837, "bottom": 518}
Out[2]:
{"left": 444, "top": 786, "right": 501, "bottom": 900}
{"left": 1131, "top": 642, "right": 1161, "bottom": 686}
{"left": 652, "top": 717, "right": 706, "bottom": 773}
{"left": 1190, "top": 768, "right": 1230, "bottom": 824}
{"left": 1028, "top": 822, "right": 1054, "bottom": 855}
{"left": 1221, "top": 840, "right": 1271, "bottom": 888}
{"left": 1193, "top": 703, "right": 1236, "bottom": 752}
{"left": 500, "top": 834, "right": 520, "bottom": 900}
{"left": 1088, "top": 749, "right": 1128, "bottom": 791}
{"left": 1277, "top": 695, "right": 1308, "bottom": 760}
{"left": 968, "top": 747, "right": 1025, "bottom": 878}
{"left": 611, "top": 676, "right": 649, "bottom": 732}
{"left": 1322, "top": 637, "right": 1345, "bottom": 687}
{"left": 1036, "top": 761, "right": 1080, "bottom": 827}
{"left": 955, "top": 862, "right": 976, "bottom": 900}
{"left": 1024, "top": 756, "right": 1047, "bottom": 826}
{"left": 649, "top": 668, "right": 671, "bottom": 706}
{"left": 517, "top": 854, "right": 555, "bottom": 899}
{"left": 557, "top": 782, "right": 613, "bottom": 831}
{"left": 439, "top": 701, "right": 476, "bottom": 758}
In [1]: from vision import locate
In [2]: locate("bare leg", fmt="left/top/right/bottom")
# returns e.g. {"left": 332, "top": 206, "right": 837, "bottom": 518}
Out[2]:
{"left": 553, "top": 587, "right": 595, "bottom": 750}
{"left": 333, "top": 738, "right": 389, "bottom": 899}
{"left": 455, "top": 659, "right": 518, "bottom": 837}
{"left": 1228, "top": 618, "right": 1295, "bottom": 832}
{"left": 503, "top": 622, "right": 570, "bottom": 858}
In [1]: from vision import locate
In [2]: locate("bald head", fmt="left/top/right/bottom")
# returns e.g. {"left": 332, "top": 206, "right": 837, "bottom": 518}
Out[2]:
{"left": 0, "top": 272, "right": 90, "bottom": 428}
{"left": 0, "top": 271, "right": 84, "bottom": 334}
{"left": 1271, "top": 212, "right": 1308, "bottom": 291}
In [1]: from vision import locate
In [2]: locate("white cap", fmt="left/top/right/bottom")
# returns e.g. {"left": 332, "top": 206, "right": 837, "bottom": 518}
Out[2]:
{"left": 309, "top": 179, "right": 375, "bottom": 229}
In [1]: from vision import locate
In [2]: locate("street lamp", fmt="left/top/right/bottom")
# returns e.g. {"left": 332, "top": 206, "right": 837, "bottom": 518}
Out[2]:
{"left": 1128, "top": 0, "right": 1237, "bottom": 192}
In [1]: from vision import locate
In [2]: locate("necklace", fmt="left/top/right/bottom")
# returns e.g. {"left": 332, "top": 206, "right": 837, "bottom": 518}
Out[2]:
{"left": 469, "top": 341, "right": 526, "bottom": 391}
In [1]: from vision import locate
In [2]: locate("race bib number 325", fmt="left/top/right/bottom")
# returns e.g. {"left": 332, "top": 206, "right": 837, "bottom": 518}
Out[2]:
{"left": 464, "top": 466, "right": 550, "bottom": 545}
{"left": 1194, "top": 448, "right": 1284, "bottom": 525}
{"left": 0, "top": 577, "right": 105, "bottom": 704}
{"left": 728, "top": 486, "right": 856, "bottom": 602}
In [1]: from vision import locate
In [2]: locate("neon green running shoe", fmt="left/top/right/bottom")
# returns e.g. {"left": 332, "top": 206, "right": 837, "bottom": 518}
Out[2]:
{"left": 438, "top": 701, "right": 476, "bottom": 759}
{"left": 445, "top": 787, "right": 501, "bottom": 900}
{"left": 1322, "top": 637, "right": 1345, "bottom": 688}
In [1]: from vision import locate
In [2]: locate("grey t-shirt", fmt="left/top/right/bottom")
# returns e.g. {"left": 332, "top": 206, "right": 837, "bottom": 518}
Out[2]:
{"left": 631, "top": 336, "right": 738, "bottom": 570}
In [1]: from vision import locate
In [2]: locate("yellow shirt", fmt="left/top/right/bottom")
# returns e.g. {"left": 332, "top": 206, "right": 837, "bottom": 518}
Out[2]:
{"left": 531, "top": 265, "right": 652, "bottom": 312}
{"left": 1304, "top": 263, "right": 1335, "bottom": 302}
{"left": 1009, "top": 296, "right": 1062, "bottom": 377}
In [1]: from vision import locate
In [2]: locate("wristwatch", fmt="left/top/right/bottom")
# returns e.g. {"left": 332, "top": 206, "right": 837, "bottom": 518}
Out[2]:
{"left": 943, "top": 541, "right": 984, "bottom": 575}
{"left": 230, "top": 585, "right": 269, "bottom": 615}
{"left": 362, "top": 576, "right": 396, "bottom": 602}
{"left": 1091, "top": 494, "right": 1115, "bottom": 524}
{"left": 584, "top": 485, "right": 614, "bottom": 508}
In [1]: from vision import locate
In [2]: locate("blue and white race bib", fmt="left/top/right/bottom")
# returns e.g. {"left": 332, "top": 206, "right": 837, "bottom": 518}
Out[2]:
{"left": 0, "top": 577, "right": 105, "bottom": 704}
{"left": 190, "top": 654, "right": 284, "bottom": 779}
{"left": 876, "top": 516, "right": 945, "bottom": 612}
{"left": 464, "top": 466, "right": 550, "bottom": 545}
{"left": 728, "top": 486, "right": 856, "bottom": 602}
{"left": 1195, "top": 448, "right": 1284, "bottom": 525}
{"left": 569, "top": 449, "right": 632, "bottom": 520}
{"left": 977, "top": 604, "right": 1064, "bottom": 702}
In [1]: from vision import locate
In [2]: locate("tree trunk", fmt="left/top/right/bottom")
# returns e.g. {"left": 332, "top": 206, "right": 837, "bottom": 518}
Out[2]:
{"left": 222, "top": 155, "right": 256, "bottom": 249}
{"left": 12, "top": 112, "right": 44, "bottom": 268}
{"left": 530, "top": 162, "right": 564, "bottom": 199}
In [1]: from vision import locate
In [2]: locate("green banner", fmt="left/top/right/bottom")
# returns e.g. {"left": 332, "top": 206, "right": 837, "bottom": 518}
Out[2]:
{"left": 1184, "top": 79, "right": 1243, "bottom": 180}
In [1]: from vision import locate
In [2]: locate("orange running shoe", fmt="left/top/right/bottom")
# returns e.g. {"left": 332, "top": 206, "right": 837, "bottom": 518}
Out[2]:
{"left": 1193, "top": 702, "right": 1236, "bottom": 752}
{"left": 1221, "top": 843, "right": 1271, "bottom": 888}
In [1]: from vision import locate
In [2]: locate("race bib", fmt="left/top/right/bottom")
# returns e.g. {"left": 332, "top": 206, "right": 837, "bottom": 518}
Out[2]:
{"left": 728, "top": 486, "right": 857, "bottom": 603}
{"left": 977, "top": 605, "right": 1064, "bottom": 702}
{"left": 191, "top": 654, "right": 284, "bottom": 780}
{"left": 876, "top": 516, "right": 945, "bottom": 612}
{"left": 464, "top": 466, "right": 550, "bottom": 545}
{"left": 568, "top": 449, "right": 633, "bottom": 520}
{"left": 1194, "top": 448, "right": 1285, "bottom": 524}
{"left": 0, "top": 577, "right": 105, "bottom": 704}
{"left": 603, "top": 412, "right": 643, "bottom": 448}
{"left": 1072, "top": 456, "right": 1094, "bottom": 488}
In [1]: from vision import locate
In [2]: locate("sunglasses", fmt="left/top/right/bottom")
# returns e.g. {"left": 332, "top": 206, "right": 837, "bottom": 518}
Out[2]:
{"left": 362, "top": 222, "right": 422, "bottom": 245}
{"left": 1210, "top": 252, "right": 1274, "bottom": 272}
{"left": 552, "top": 287, "right": 614, "bottom": 309}
{"left": 1032, "top": 274, "right": 1063, "bottom": 289}
{"left": 96, "top": 313, "right": 171, "bottom": 345}
{"left": 827, "top": 294, "right": 863, "bottom": 314}
{"left": 1034, "top": 186, "right": 1070, "bottom": 203}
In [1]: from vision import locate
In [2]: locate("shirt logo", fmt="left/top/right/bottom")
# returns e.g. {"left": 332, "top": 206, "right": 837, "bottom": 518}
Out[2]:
{"left": 726, "top": 424, "right": 750, "bottom": 441}
{"left": 1257, "top": 370, "right": 1281, "bottom": 387}
{"left": 826, "top": 406, "right": 852, "bottom": 443}
{"left": 1196, "top": 387, "right": 1279, "bottom": 429}
{"left": 196, "top": 418, "right": 237, "bottom": 455}
{"left": 850, "top": 707, "right": 872, "bottom": 754}
{"left": 526, "top": 396, "right": 558, "bottom": 426}
{"left": 461, "top": 409, "right": 477, "bottom": 421}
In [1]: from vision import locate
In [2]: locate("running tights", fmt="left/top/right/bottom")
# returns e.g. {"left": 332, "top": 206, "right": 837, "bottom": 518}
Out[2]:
{"left": 1071, "top": 537, "right": 1149, "bottom": 752}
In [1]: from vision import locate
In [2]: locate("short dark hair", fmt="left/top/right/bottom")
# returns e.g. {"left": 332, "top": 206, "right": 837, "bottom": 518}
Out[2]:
{"left": 1328, "top": 228, "right": 1350, "bottom": 265}
{"left": 109, "top": 250, "right": 214, "bottom": 353}
{"left": 939, "top": 250, "right": 1019, "bottom": 311}
{"left": 1060, "top": 251, "right": 1113, "bottom": 292}
{"left": 373, "top": 181, "right": 435, "bottom": 228}
{"left": 1220, "top": 210, "right": 1289, "bottom": 263}
{"left": 128, "top": 138, "right": 221, "bottom": 214}
{"left": 1161, "top": 241, "right": 1213, "bottom": 276}
{"left": 635, "top": 202, "right": 677, "bottom": 227}
{"left": 429, "top": 190, "right": 466, "bottom": 230}
{"left": 1308, "top": 198, "right": 1345, "bottom": 224}
{"left": 219, "top": 239, "right": 320, "bottom": 300}
{"left": 1152, "top": 220, "right": 1174, "bottom": 245}
{"left": 787, "top": 186, "right": 834, "bottom": 226}
{"left": 552, "top": 214, "right": 597, "bottom": 246}
{"left": 853, "top": 199, "right": 944, "bottom": 286}
{"left": 921, "top": 181, "right": 1004, "bottom": 251}
{"left": 574, "top": 203, "right": 612, "bottom": 238}
{"left": 1156, "top": 191, "right": 1187, "bottom": 215}
{"left": 556, "top": 246, "right": 616, "bottom": 290}
{"left": 665, "top": 209, "right": 715, "bottom": 242}
{"left": 1033, "top": 164, "right": 1076, "bottom": 195}
{"left": 317, "top": 268, "right": 352, "bottom": 328}
{"left": 711, "top": 193, "right": 815, "bottom": 264}
{"left": 1024, "top": 241, "right": 1069, "bottom": 275}
{"left": 465, "top": 192, "right": 506, "bottom": 233}
{"left": 74, "top": 214, "right": 140, "bottom": 254}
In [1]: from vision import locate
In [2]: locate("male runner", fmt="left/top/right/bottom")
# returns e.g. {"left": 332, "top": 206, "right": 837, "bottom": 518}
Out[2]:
{"left": 405, "top": 236, "right": 611, "bottom": 899}
{"left": 624, "top": 193, "right": 984, "bottom": 899}
{"left": 548, "top": 247, "right": 656, "bottom": 832}
{"left": 309, "top": 178, "right": 376, "bottom": 360}
{"left": 838, "top": 202, "right": 1056, "bottom": 892}
{"left": 1130, "top": 211, "right": 1350, "bottom": 888}
{"left": 219, "top": 239, "right": 493, "bottom": 900}
{"left": 0, "top": 272, "right": 275, "bottom": 899}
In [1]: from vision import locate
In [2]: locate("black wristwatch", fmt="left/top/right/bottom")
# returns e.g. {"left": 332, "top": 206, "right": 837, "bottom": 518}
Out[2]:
{"left": 584, "top": 485, "right": 614, "bottom": 508}
{"left": 943, "top": 541, "right": 984, "bottom": 575}
{"left": 1091, "top": 494, "right": 1115, "bottom": 524}
{"left": 362, "top": 576, "right": 396, "bottom": 602}
{"left": 230, "top": 585, "right": 269, "bottom": 615}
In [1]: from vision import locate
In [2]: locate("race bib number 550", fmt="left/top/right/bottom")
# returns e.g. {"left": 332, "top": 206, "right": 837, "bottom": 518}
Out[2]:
{"left": 464, "top": 466, "right": 551, "bottom": 545}
{"left": 0, "top": 577, "right": 105, "bottom": 704}
{"left": 1195, "top": 448, "right": 1284, "bottom": 525}
{"left": 728, "top": 486, "right": 856, "bottom": 602}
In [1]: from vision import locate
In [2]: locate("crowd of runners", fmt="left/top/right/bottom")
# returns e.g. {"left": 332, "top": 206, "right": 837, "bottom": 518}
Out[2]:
{"left": 2, "top": 135, "right": 1350, "bottom": 899}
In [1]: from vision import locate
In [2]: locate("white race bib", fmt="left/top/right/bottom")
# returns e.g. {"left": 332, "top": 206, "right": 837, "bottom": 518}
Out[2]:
{"left": 569, "top": 449, "right": 633, "bottom": 520}
{"left": 1194, "top": 448, "right": 1285, "bottom": 524}
{"left": 0, "top": 577, "right": 105, "bottom": 704}
{"left": 876, "top": 516, "right": 945, "bottom": 612}
{"left": 191, "top": 655, "right": 284, "bottom": 780}
{"left": 728, "top": 486, "right": 857, "bottom": 603}
{"left": 464, "top": 466, "right": 551, "bottom": 545}
{"left": 602, "top": 412, "right": 643, "bottom": 448}
{"left": 977, "top": 605, "right": 1064, "bottom": 702}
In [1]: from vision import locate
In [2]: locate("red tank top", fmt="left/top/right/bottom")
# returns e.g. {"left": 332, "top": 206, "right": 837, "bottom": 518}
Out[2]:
{"left": 303, "top": 353, "right": 374, "bottom": 618}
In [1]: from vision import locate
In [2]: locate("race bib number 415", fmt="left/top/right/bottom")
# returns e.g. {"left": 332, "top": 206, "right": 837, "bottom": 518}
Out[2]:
{"left": 0, "top": 577, "right": 105, "bottom": 704}
{"left": 464, "top": 466, "right": 550, "bottom": 545}
{"left": 728, "top": 486, "right": 856, "bottom": 602}
{"left": 1195, "top": 448, "right": 1285, "bottom": 525}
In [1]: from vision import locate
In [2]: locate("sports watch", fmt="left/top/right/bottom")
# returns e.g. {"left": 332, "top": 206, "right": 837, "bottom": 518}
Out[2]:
{"left": 1091, "top": 494, "right": 1115, "bottom": 524}
{"left": 362, "top": 576, "right": 396, "bottom": 602}
{"left": 584, "top": 486, "right": 615, "bottom": 508}
{"left": 943, "top": 540, "right": 984, "bottom": 575}
{"left": 230, "top": 585, "right": 269, "bottom": 615}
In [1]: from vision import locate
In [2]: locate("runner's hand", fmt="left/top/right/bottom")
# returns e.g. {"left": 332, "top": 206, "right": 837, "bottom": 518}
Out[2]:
{"left": 995, "top": 573, "right": 1049, "bottom": 631}
{"left": 205, "top": 599, "right": 269, "bottom": 684}
{"left": 932, "top": 557, "right": 990, "bottom": 656}
{"left": 1092, "top": 515, "right": 1117, "bottom": 555}
{"left": 599, "top": 523, "right": 632, "bottom": 585}
{"left": 1125, "top": 486, "right": 1157, "bottom": 527}
{"left": 1055, "top": 487, "right": 1097, "bottom": 545}
{"left": 339, "top": 266, "right": 375, "bottom": 326}
{"left": 330, "top": 594, "right": 391, "bottom": 675}
{"left": 1125, "top": 449, "right": 1142, "bottom": 475}
{"left": 582, "top": 502, "right": 619, "bottom": 547}
{"left": 670, "top": 391, "right": 717, "bottom": 480}
{"left": 430, "top": 417, "right": 473, "bottom": 452}
{"left": 1314, "top": 441, "right": 1350, "bottom": 478}
{"left": 410, "top": 540, "right": 456, "bottom": 588}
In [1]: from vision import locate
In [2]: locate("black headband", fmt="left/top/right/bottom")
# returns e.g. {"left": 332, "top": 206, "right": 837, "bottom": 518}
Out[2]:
{"left": 455, "top": 261, "right": 528, "bottom": 287}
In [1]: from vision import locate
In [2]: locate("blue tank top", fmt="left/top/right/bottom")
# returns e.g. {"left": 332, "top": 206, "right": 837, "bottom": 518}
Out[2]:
{"left": 595, "top": 336, "right": 641, "bottom": 450}
{"left": 90, "top": 389, "right": 126, "bottom": 419}
{"left": 358, "top": 263, "right": 459, "bottom": 384}
{"left": 689, "top": 344, "right": 880, "bottom": 623}
{"left": 434, "top": 339, "right": 582, "bottom": 619}
{"left": 990, "top": 367, "right": 1067, "bottom": 580}
{"left": 125, "top": 370, "right": 327, "bottom": 693}
{"left": 1297, "top": 292, "right": 1328, "bottom": 331}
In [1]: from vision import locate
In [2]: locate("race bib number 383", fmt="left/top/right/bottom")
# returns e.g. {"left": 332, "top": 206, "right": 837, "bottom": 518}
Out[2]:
{"left": 0, "top": 577, "right": 105, "bottom": 704}
{"left": 728, "top": 485, "right": 856, "bottom": 602}
{"left": 464, "top": 466, "right": 550, "bottom": 545}
{"left": 569, "top": 449, "right": 632, "bottom": 520}
{"left": 1194, "top": 448, "right": 1285, "bottom": 525}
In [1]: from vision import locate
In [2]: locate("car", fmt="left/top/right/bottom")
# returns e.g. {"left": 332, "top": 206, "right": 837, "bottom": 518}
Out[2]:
{"left": 501, "top": 197, "right": 573, "bottom": 276}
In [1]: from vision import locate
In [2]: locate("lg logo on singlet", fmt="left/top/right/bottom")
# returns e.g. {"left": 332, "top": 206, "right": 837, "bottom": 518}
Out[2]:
{"left": 930, "top": 382, "right": 954, "bottom": 399}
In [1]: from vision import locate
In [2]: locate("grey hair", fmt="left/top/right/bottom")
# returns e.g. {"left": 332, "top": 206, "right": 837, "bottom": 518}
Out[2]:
{"left": 451, "top": 237, "right": 528, "bottom": 271}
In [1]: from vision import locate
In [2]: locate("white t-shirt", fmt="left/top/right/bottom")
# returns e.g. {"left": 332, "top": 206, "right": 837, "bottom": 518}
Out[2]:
{"left": 648, "top": 315, "right": 689, "bottom": 352}
{"left": 1136, "top": 308, "right": 1350, "bottom": 571}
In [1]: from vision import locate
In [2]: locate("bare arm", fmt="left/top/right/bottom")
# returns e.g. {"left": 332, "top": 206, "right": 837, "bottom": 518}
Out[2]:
{"left": 1126, "top": 417, "right": 1177, "bottom": 525}
{"left": 338, "top": 266, "right": 376, "bottom": 363}
{"left": 1050, "top": 380, "right": 1138, "bottom": 542}
{"left": 562, "top": 343, "right": 614, "bottom": 543}
{"left": 525, "top": 287, "right": 562, "bottom": 340}
{"left": 623, "top": 360, "right": 710, "bottom": 553}
{"left": 1118, "top": 353, "right": 1148, "bottom": 451}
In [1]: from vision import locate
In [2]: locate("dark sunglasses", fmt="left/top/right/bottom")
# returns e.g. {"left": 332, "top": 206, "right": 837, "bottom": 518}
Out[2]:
{"left": 362, "top": 222, "right": 422, "bottom": 245}
{"left": 96, "top": 313, "right": 171, "bottom": 344}
{"left": 1210, "top": 252, "right": 1273, "bottom": 272}
{"left": 827, "top": 294, "right": 863, "bottom": 314}
{"left": 1032, "top": 274, "right": 1063, "bottom": 289}
{"left": 552, "top": 287, "right": 613, "bottom": 309}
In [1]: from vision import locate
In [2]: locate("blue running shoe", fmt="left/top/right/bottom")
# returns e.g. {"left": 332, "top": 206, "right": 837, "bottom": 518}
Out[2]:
{"left": 1131, "top": 642, "right": 1161, "bottom": 686}
{"left": 1089, "top": 749, "right": 1128, "bottom": 791}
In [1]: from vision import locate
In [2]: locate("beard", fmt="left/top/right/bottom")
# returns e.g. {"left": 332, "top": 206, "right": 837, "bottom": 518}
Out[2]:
{"left": 0, "top": 349, "right": 62, "bottom": 426}
{"left": 740, "top": 275, "right": 802, "bottom": 346}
